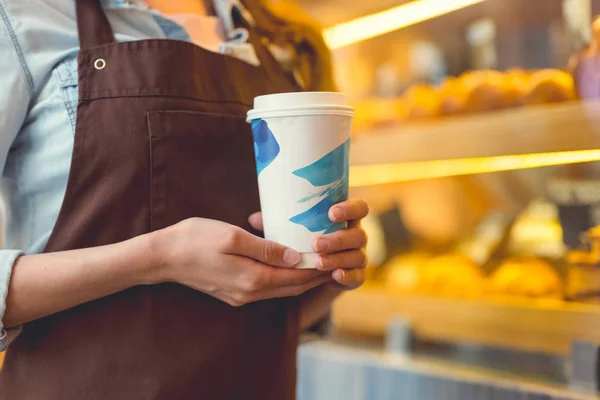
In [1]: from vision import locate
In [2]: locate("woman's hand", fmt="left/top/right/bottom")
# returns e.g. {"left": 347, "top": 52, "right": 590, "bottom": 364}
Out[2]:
{"left": 153, "top": 218, "right": 331, "bottom": 307}
{"left": 3, "top": 204, "right": 366, "bottom": 330}
{"left": 249, "top": 198, "right": 369, "bottom": 291}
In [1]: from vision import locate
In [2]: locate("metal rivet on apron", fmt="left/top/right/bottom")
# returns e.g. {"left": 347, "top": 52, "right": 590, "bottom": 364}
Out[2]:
{"left": 94, "top": 58, "right": 107, "bottom": 70}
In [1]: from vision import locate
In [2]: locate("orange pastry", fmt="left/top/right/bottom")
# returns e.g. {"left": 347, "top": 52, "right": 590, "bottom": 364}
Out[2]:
{"left": 524, "top": 69, "right": 576, "bottom": 105}
{"left": 487, "top": 257, "right": 563, "bottom": 299}
{"left": 462, "top": 70, "right": 508, "bottom": 113}
{"left": 503, "top": 68, "right": 530, "bottom": 107}
{"left": 438, "top": 77, "right": 467, "bottom": 116}
{"left": 385, "top": 252, "right": 431, "bottom": 293}
{"left": 402, "top": 84, "right": 441, "bottom": 121}
{"left": 419, "top": 254, "right": 484, "bottom": 297}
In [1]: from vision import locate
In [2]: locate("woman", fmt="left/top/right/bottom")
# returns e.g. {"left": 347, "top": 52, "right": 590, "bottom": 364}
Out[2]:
{"left": 0, "top": 0, "right": 368, "bottom": 399}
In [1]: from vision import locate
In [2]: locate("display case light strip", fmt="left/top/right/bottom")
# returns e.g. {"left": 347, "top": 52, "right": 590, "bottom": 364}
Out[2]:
{"left": 349, "top": 149, "right": 600, "bottom": 187}
{"left": 324, "top": 0, "right": 485, "bottom": 49}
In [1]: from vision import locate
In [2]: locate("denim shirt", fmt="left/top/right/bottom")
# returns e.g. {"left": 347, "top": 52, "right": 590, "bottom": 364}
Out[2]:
{"left": 0, "top": 0, "right": 256, "bottom": 348}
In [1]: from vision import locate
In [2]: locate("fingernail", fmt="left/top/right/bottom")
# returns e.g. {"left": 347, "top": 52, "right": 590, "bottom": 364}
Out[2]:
{"left": 334, "top": 269, "right": 346, "bottom": 281}
{"left": 330, "top": 207, "right": 344, "bottom": 222}
{"left": 316, "top": 256, "right": 324, "bottom": 269}
{"left": 313, "top": 239, "right": 330, "bottom": 253}
{"left": 318, "top": 256, "right": 331, "bottom": 269}
{"left": 283, "top": 249, "right": 301, "bottom": 265}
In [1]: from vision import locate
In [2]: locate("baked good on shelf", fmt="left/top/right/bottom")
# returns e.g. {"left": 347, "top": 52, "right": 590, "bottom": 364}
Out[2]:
{"left": 402, "top": 84, "right": 441, "bottom": 121}
{"left": 419, "top": 254, "right": 484, "bottom": 297}
{"left": 524, "top": 69, "right": 576, "bottom": 105}
{"left": 385, "top": 252, "right": 431, "bottom": 292}
{"left": 487, "top": 257, "right": 563, "bottom": 299}
{"left": 462, "top": 70, "right": 508, "bottom": 113}
{"left": 438, "top": 77, "right": 467, "bottom": 116}
{"left": 351, "top": 97, "right": 406, "bottom": 133}
{"left": 502, "top": 68, "right": 530, "bottom": 108}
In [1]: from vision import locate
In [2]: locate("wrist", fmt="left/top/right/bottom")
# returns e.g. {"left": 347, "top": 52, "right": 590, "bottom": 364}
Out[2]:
{"left": 131, "top": 229, "right": 171, "bottom": 286}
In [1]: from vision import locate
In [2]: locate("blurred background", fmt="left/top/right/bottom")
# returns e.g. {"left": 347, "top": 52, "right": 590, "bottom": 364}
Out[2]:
{"left": 284, "top": 0, "right": 600, "bottom": 399}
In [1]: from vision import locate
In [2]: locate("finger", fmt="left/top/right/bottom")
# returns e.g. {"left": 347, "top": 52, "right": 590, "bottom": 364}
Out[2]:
{"left": 316, "top": 249, "right": 367, "bottom": 271}
{"left": 223, "top": 228, "right": 300, "bottom": 267}
{"left": 248, "top": 212, "right": 264, "bottom": 231}
{"left": 267, "top": 265, "right": 329, "bottom": 287}
{"left": 332, "top": 268, "right": 365, "bottom": 290}
{"left": 329, "top": 199, "right": 369, "bottom": 223}
{"left": 312, "top": 227, "right": 368, "bottom": 254}
{"left": 229, "top": 261, "right": 325, "bottom": 304}
{"left": 234, "top": 256, "right": 328, "bottom": 289}
{"left": 258, "top": 274, "right": 333, "bottom": 301}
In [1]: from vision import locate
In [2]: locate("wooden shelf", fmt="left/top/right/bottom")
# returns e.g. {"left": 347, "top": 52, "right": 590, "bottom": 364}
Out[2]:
{"left": 332, "top": 282, "right": 600, "bottom": 355}
{"left": 350, "top": 102, "right": 600, "bottom": 166}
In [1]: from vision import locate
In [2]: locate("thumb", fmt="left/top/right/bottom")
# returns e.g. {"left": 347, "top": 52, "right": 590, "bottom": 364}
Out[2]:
{"left": 248, "top": 212, "right": 264, "bottom": 231}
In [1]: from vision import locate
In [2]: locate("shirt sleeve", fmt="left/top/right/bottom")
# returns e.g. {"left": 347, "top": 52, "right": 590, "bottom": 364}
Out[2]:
{"left": 0, "top": 251, "right": 24, "bottom": 350}
{"left": 0, "top": 1, "right": 34, "bottom": 349}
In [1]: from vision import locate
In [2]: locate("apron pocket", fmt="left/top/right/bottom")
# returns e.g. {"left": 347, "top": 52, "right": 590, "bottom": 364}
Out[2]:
{"left": 147, "top": 110, "right": 261, "bottom": 231}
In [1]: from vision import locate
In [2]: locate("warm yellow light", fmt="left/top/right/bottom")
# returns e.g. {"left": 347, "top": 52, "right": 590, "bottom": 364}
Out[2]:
{"left": 349, "top": 150, "right": 600, "bottom": 187}
{"left": 324, "top": 0, "right": 485, "bottom": 49}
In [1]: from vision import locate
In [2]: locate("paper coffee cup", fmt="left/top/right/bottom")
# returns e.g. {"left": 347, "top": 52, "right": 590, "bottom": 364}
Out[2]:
{"left": 247, "top": 92, "right": 355, "bottom": 269}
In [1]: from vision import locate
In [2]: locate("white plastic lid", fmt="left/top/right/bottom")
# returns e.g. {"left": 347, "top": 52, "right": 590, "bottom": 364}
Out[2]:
{"left": 247, "top": 91, "right": 355, "bottom": 120}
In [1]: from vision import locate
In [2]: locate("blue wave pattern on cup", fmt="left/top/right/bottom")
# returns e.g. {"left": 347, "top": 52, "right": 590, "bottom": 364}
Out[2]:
{"left": 289, "top": 139, "right": 350, "bottom": 234}
{"left": 251, "top": 119, "right": 280, "bottom": 175}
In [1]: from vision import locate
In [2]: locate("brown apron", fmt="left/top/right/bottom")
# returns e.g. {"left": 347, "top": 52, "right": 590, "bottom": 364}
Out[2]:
{"left": 0, "top": 0, "right": 300, "bottom": 398}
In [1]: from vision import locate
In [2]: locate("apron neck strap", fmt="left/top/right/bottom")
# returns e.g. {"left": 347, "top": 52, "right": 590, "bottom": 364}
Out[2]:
{"left": 76, "top": 0, "right": 116, "bottom": 50}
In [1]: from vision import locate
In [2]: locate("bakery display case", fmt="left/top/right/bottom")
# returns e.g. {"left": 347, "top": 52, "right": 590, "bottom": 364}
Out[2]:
{"left": 294, "top": 0, "right": 600, "bottom": 398}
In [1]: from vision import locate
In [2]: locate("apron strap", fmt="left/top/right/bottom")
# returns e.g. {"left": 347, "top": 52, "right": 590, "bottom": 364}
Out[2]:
{"left": 76, "top": 0, "right": 116, "bottom": 49}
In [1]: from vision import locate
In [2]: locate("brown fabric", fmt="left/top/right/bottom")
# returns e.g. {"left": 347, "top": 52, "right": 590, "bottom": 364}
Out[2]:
{"left": 76, "top": 0, "right": 116, "bottom": 48}
{"left": 0, "top": 1, "right": 300, "bottom": 399}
